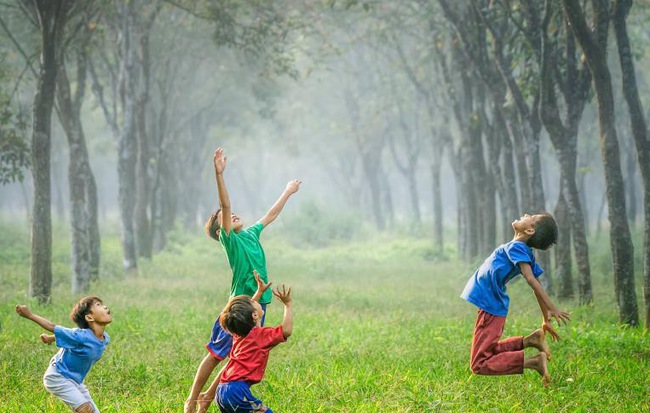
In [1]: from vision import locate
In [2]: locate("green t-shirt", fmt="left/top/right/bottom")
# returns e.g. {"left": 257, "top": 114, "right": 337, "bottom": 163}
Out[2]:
{"left": 219, "top": 222, "right": 271, "bottom": 304}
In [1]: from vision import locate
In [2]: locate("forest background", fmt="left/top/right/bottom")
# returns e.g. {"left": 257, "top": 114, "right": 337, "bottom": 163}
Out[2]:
{"left": 1, "top": 0, "right": 649, "bottom": 411}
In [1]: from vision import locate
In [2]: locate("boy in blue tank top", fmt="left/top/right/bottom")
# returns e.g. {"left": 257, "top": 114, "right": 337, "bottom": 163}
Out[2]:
{"left": 460, "top": 213, "right": 571, "bottom": 386}
{"left": 16, "top": 296, "right": 112, "bottom": 413}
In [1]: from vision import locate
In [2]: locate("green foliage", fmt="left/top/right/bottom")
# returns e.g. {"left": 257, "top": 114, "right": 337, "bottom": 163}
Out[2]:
{"left": 276, "top": 199, "right": 363, "bottom": 247}
{"left": 0, "top": 54, "right": 30, "bottom": 185}
{"left": 0, "top": 108, "right": 30, "bottom": 184}
{"left": 0, "top": 220, "right": 649, "bottom": 412}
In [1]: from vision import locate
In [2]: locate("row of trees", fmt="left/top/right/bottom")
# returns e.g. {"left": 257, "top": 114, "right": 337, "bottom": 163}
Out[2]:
{"left": 0, "top": 0, "right": 648, "bottom": 329}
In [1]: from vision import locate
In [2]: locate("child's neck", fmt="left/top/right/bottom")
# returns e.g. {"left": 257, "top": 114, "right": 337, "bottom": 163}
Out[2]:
{"left": 89, "top": 323, "right": 106, "bottom": 340}
{"left": 512, "top": 232, "right": 530, "bottom": 243}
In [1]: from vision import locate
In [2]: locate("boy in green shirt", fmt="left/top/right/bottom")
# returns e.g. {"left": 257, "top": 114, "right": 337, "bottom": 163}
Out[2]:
{"left": 185, "top": 148, "right": 301, "bottom": 413}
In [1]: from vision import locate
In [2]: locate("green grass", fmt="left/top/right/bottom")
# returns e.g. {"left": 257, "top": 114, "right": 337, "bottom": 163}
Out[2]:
{"left": 1, "top": 220, "right": 649, "bottom": 412}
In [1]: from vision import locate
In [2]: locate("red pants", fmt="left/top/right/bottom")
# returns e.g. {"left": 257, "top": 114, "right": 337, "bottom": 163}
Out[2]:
{"left": 470, "top": 309, "right": 524, "bottom": 375}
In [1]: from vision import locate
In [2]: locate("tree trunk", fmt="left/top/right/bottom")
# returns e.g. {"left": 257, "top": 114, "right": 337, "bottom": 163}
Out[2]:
{"left": 613, "top": 0, "right": 650, "bottom": 329}
{"left": 56, "top": 58, "right": 100, "bottom": 293}
{"left": 117, "top": 1, "right": 139, "bottom": 271}
{"left": 30, "top": 0, "right": 67, "bottom": 303}
{"left": 563, "top": 0, "right": 638, "bottom": 325}
{"left": 431, "top": 137, "right": 444, "bottom": 255}
{"left": 554, "top": 191, "right": 573, "bottom": 299}
{"left": 558, "top": 147, "right": 593, "bottom": 304}
{"left": 622, "top": 130, "right": 638, "bottom": 227}
{"left": 134, "top": 20, "right": 154, "bottom": 259}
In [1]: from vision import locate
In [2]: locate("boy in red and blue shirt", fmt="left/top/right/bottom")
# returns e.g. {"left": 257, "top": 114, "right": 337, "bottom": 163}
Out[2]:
{"left": 216, "top": 282, "right": 293, "bottom": 413}
{"left": 461, "top": 213, "right": 571, "bottom": 386}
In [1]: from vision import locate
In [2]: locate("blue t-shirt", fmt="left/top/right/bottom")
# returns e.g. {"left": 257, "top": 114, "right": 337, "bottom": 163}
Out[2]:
{"left": 460, "top": 241, "right": 543, "bottom": 317}
{"left": 50, "top": 325, "right": 110, "bottom": 384}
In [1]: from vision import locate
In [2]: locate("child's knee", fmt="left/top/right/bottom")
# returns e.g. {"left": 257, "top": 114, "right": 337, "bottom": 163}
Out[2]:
{"left": 74, "top": 402, "right": 94, "bottom": 413}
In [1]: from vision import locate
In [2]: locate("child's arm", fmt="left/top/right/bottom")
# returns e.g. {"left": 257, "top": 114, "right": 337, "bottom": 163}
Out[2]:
{"left": 259, "top": 180, "right": 302, "bottom": 228}
{"left": 272, "top": 284, "right": 293, "bottom": 338}
{"left": 40, "top": 333, "right": 55, "bottom": 345}
{"left": 213, "top": 148, "right": 232, "bottom": 235}
{"left": 251, "top": 270, "right": 272, "bottom": 302}
{"left": 520, "top": 263, "right": 571, "bottom": 340}
{"left": 15, "top": 305, "right": 55, "bottom": 332}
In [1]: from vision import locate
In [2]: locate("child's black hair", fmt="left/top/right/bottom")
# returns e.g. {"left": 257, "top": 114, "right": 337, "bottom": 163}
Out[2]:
{"left": 206, "top": 209, "right": 222, "bottom": 241}
{"left": 219, "top": 295, "right": 256, "bottom": 337}
{"left": 70, "top": 296, "right": 102, "bottom": 329}
{"left": 526, "top": 212, "right": 558, "bottom": 250}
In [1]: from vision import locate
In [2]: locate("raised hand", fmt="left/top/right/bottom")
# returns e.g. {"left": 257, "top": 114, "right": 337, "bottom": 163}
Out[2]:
{"left": 285, "top": 179, "right": 302, "bottom": 195}
{"left": 272, "top": 284, "right": 292, "bottom": 306}
{"left": 15, "top": 305, "right": 32, "bottom": 319}
{"left": 213, "top": 148, "right": 227, "bottom": 174}
{"left": 254, "top": 270, "right": 272, "bottom": 294}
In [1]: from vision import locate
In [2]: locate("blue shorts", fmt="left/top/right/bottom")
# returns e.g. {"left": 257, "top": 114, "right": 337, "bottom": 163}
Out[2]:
{"left": 216, "top": 381, "right": 272, "bottom": 413}
{"left": 206, "top": 303, "right": 267, "bottom": 360}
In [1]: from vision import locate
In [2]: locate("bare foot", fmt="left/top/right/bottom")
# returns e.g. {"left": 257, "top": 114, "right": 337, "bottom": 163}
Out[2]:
{"left": 525, "top": 352, "right": 550, "bottom": 387}
{"left": 524, "top": 329, "right": 551, "bottom": 360}
{"left": 197, "top": 392, "right": 212, "bottom": 413}
{"left": 184, "top": 399, "right": 197, "bottom": 413}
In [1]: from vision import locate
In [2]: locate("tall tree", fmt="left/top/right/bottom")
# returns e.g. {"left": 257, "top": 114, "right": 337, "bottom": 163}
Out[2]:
{"left": 562, "top": 0, "right": 638, "bottom": 325}
{"left": 55, "top": 3, "right": 102, "bottom": 293}
{"left": 26, "top": 0, "right": 71, "bottom": 302}
{"left": 517, "top": 0, "right": 593, "bottom": 303}
{"left": 612, "top": 0, "right": 650, "bottom": 329}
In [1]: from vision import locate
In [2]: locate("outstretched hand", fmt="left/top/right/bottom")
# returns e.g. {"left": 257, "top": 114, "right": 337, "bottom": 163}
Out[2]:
{"left": 15, "top": 305, "right": 32, "bottom": 319}
{"left": 542, "top": 320, "right": 561, "bottom": 341}
{"left": 213, "top": 148, "right": 227, "bottom": 174}
{"left": 272, "top": 284, "right": 292, "bottom": 306}
{"left": 285, "top": 179, "right": 302, "bottom": 195}
{"left": 548, "top": 309, "right": 571, "bottom": 326}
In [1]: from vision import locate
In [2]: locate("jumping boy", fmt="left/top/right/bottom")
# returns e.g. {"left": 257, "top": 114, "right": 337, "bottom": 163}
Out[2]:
{"left": 185, "top": 148, "right": 301, "bottom": 413}
{"left": 216, "top": 282, "right": 293, "bottom": 413}
{"left": 15, "top": 297, "right": 112, "bottom": 413}
{"left": 460, "top": 213, "right": 571, "bottom": 386}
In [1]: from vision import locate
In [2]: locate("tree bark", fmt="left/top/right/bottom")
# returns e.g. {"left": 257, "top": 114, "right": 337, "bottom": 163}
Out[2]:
{"left": 612, "top": 0, "right": 650, "bottom": 329}
{"left": 56, "top": 50, "right": 101, "bottom": 293}
{"left": 30, "top": 0, "right": 68, "bottom": 303}
{"left": 554, "top": 191, "right": 573, "bottom": 299}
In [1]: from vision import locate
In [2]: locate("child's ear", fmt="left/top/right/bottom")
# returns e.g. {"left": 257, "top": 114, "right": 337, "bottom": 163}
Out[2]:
{"left": 524, "top": 227, "right": 536, "bottom": 236}
{"left": 85, "top": 313, "right": 94, "bottom": 323}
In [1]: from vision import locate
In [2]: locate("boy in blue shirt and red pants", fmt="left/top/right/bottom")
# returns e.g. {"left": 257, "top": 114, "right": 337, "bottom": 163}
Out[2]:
{"left": 461, "top": 213, "right": 571, "bottom": 386}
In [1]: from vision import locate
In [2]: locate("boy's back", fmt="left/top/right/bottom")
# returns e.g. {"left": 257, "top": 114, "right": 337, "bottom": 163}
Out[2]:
{"left": 461, "top": 240, "right": 543, "bottom": 317}
{"left": 219, "top": 222, "right": 271, "bottom": 304}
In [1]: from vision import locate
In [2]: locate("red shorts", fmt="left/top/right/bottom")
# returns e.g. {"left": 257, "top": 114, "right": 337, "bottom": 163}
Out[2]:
{"left": 470, "top": 309, "right": 524, "bottom": 375}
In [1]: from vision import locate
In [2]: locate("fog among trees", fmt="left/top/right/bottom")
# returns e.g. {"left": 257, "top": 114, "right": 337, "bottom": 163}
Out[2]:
{"left": 1, "top": 0, "right": 649, "bottom": 329}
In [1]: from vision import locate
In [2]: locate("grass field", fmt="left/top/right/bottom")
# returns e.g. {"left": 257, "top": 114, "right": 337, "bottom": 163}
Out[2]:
{"left": 1, "top": 219, "right": 649, "bottom": 412}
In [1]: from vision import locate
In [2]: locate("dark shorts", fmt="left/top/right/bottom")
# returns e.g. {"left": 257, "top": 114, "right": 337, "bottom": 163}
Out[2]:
{"left": 206, "top": 303, "right": 267, "bottom": 360}
{"left": 216, "top": 381, "right": 272, "bottom": 413}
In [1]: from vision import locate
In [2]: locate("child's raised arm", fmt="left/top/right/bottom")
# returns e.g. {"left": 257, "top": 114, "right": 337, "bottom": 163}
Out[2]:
{"left": 15, "top": 305, "right": 55, "bottom": 333}
{"left": 520, "top": 263, "right": 571, "bottom": 340}
{"left": 213, "top": 148, "right": 232, "bottom": 235}
{"left": 251, "top": 270, "right": 272, "bottom": 302}
{"left": 259, "top": 180, "right": 302, "bottom": 228}
{"left": 272, "top": 285, "right": 293, "bottom": 339}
